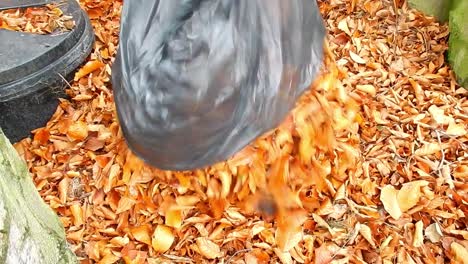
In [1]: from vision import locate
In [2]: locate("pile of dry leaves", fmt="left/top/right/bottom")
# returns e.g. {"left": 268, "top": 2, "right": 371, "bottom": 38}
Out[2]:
{"left": 11, "top": 0, "right": 467, "bottom": 263}
{"left": 0, "top": 4, "right": 74, "bottom": 34}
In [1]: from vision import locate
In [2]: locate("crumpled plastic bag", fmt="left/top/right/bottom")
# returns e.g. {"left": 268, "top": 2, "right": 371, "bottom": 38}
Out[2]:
{"left": 112, "top": 0, "right": 326, "bottom": 170}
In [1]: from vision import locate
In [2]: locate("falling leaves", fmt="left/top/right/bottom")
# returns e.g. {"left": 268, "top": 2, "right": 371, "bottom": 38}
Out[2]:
{"left": 10, "top": 0, "right": 468, "bottom": 263}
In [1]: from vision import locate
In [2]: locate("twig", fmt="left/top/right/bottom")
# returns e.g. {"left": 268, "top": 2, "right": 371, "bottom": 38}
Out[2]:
{"left": 57, "top": 72, "right": 73, "bottom": 89}
{"left": 415, "top": 27, "right": 429, "bottom": 53}
{"left": 435, "top": 130, "right": 446, "bottom": 171}
{"left": 391, "top": 0, "right": 400, "bottom": 55}
{"left": 226, "top": 248, "right": 252, "bottom": 264}
{"left": 433, "top": 128, "right": 467, "bottom": 150}
{"left": 330, "top": 223, "right": 358, "bottom": 261}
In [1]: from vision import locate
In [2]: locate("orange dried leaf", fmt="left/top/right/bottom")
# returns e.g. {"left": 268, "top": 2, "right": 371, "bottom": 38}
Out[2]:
{"left": 66, "top": 228, "right": 84, "bottom": 241}
{"left": 58, "top": 177, "right": 69, "bottom": 204}
{"left": 151, "top": 225, "right": 174, "bottom": 253}
{"left": 275, "top": 210, "right": 307, "bottom": 252}
{"left": 131, "top": 226, "right": 152, "bottom": 246}
{"left": 176, "top": 195, "right": 200, "bottom": 206}
{"left": 85, "top": 137, "right": 105, "bottom": 151}
{"left": 122, "top": 250, "right": 147, "bottom": 264}
{"left": 218, "top": 170, "right": 232, "bottom": 198}
{"left": 74, "top": 60, "right": 105, "bottom": 81}
{"left": 98, "top": 253, "right": 120, "bottom": 264}
{"left": 67, "top": 121, "right": 88, "bottom": 141}
{"left": 105, "top": 163, "right": 121, "bottom": 193}
{"left": 275, "top": 228, "right": 303, "bottom": 253}
{"left": 195, "top": 237, "right": 221, "bottom": 259}
{"left": 110, "top": 236, "right": 130, "bottom": 247}
{"left": 70, "top": 203, "right": 84, "bottom": 226}
{"left": 314, "top": 243, "right": 334, "bottom": 264}
{"left": 33, "top": 128, "right": 50, "bottom": 144}
{"left": 250, "top": 249, "right": 270, "bottom": 263}
{"left": 116, "top": 197, "right": 136, "bottom": 214}
{"left": 165, "top": 209, "right": 183, "bottom": 229}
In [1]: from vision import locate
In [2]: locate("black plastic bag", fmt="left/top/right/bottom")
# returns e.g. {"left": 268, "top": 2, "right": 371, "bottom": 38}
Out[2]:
{"left": 112, "top": 0, "right": 326, "bottom": 170}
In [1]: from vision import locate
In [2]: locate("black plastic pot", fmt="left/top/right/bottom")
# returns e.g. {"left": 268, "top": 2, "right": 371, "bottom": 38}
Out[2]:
{"left": 0, "top": 0, "right": 94, "bottom": 143}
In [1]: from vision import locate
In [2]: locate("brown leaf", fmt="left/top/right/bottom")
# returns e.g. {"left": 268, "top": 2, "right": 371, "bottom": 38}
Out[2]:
{"left": 195, "top": 237, "right": 221, "bottom": 259}
{"left": 359, "top": 224, "right": 376, "bottom": 248}
{"left": 349, "top": 51, "right": 367, "bottom": 64}
{"left": 84, "top": 137, "right": 105, "bottom": 151}
{"left": 116, "top": 197, "right": 136, "bottom": 214}
{"left": 67, "top": 121, "right": 88, "bottom": 141}
{"left": 415, "top": 143, "right": 441, "bottom": 156}
{"left": 314, "top": 243, "right": 334, "bottom": 264}
{"left": 33, "top": 128, "right": 50, "bottom": 144}
{"left": 58, "top": 177, "right": 69, "bottom": 204}
{"left": 97, "top": 253, "right": 120, "bottom": 264}
{"left": 70, "top": 203, "right": 84, "bottom": 226}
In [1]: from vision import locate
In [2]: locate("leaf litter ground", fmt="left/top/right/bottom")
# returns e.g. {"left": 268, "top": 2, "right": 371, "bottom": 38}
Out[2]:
{"left": 11, "top": 0, "right": 467, "bottom": 263}
{"left": 0, "top": 4, "right": 75, "bottom": 34}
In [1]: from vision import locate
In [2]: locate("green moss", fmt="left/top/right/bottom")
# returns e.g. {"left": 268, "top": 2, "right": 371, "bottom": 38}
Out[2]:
{"left": 408, "top": 0, "right": 452, "bottom": 22}
{"left": 448, "top": 0, "right": 468, "bottom": 88}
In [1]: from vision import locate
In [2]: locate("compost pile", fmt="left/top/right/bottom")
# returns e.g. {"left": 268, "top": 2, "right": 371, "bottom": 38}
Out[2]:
{"left": 0, "top": 4, "right": 75, "bottom": 34}
{"left": 12, "top": 0, "right": 468, "bottom": 263}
